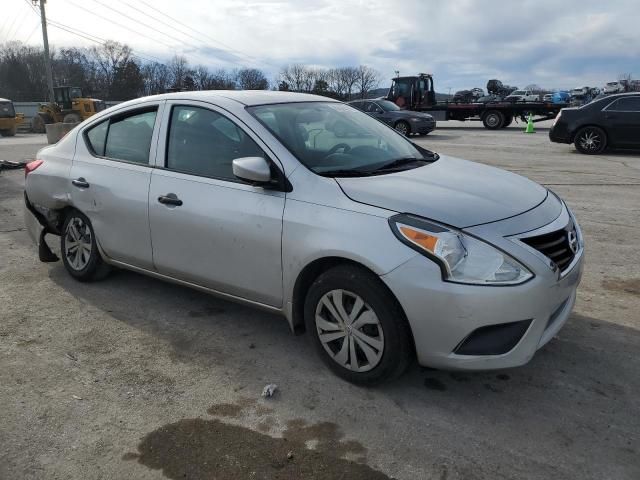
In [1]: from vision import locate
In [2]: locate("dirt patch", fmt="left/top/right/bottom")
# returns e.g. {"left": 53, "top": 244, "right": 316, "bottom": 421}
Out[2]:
{"left": 207, "top": 403, "right": 245, "bottom": 417}
{"left": 602, "top": 278, "right": 640, "bottom": 296}
{"left": 127, "top": 418, "right": 389, "bottom": 479}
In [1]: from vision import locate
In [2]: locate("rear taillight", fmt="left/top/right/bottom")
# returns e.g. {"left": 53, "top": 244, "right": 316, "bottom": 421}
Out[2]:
{"left": 25, "top": 159, "right": 44, "bottom": 178}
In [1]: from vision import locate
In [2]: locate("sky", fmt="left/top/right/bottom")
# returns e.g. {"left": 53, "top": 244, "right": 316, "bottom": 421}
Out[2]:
{"left": 1, "top": 0, "right": 638, "bottom": 92}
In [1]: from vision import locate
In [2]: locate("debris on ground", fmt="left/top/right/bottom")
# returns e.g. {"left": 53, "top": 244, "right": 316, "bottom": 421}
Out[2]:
{"left": 261, "top": 384, "right": 278, "bottom": 398}
{"left": 71, "top": 395, "right": 83, "bottom": 401}
{"left": 65, "top": 352, "right": 78, "bottom": 361}
{"left": 287, "top": 451, "right": 294, "bottom": 460}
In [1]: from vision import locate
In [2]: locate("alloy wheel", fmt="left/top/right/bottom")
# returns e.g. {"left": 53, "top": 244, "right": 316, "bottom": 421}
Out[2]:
{"left": 395, "top": 122, "right": 408, "bottom": 135}
{"left": 578, "top": 130, "right": 602, "bottom": 152}
{"left": 64, "top": 216, "right": 92, "bottom": 271}
{"left": 314, "top": 289, "right": 385, "bottom": 372}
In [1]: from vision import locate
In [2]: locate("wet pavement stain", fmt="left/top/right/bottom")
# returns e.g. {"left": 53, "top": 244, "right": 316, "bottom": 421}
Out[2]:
{"left": 126, "top": 418, "right": 390, "bottom": 479}
{"left": 602, "top": 278, "right": 640, "bottom": 296}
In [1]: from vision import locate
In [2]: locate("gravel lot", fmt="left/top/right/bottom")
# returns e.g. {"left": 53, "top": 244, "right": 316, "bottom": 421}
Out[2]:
{"left": 1, "top": 125, "right": 639, "bottom": 480}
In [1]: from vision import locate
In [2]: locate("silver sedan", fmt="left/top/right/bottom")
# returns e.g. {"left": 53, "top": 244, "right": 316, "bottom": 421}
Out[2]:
{"left": 24, "top": 91, "right": 584, "bottom": 384}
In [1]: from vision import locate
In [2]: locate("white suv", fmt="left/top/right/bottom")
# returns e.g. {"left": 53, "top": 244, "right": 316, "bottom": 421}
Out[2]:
{"left": 505, "top": 89, "right": 539, "bottom": 102}
{"left": 603, "top": 82, "right": 625, "bottom": 94}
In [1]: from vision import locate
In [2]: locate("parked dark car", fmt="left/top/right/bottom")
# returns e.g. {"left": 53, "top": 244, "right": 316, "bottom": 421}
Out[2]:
{"left": 348, "top": 99, "right": 436, "bottom": 136}
{"left": 549, "top": 93, "right": 640, "bottom": 154}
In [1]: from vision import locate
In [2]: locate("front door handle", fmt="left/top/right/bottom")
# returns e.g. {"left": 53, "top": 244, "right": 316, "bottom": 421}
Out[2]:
{"left": 158, "top": 193, "right": 183, "bottom": 207}
{"left": 72, "top": 177, "right": 90, "bottom": 188}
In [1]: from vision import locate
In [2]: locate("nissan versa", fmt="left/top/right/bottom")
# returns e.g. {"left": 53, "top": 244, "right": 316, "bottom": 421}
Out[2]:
{"left": 24, "top": 91, "right": 584, "bottom": 384}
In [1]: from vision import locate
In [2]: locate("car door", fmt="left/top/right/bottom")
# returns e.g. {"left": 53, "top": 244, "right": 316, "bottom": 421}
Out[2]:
{"left": 148, "top": 101, "right": 286, "bottom": 307}
{"left": 604, "top": 97, "right": 640, "bottom": 147}
{"left": 364, "top": 101, "right": 391, "bottom": 125}
{"left": 70, "top": 102, "right": 164, "bottom": 269}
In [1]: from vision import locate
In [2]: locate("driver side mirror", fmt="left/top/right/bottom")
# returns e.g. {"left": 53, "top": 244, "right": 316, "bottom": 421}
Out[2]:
{"left": 232, "top": 157, "right": 272, "bottom": 184}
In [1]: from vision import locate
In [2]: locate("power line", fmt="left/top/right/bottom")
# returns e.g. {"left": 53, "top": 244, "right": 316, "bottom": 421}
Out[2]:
{"left": 87, "top": 0, "right": 242, "bottom": 67}
{"left": 116, "top": 0, "right": 273, "bottom": 69}
{"left": 21, "top": 0, "right": 164, "bottom": 65}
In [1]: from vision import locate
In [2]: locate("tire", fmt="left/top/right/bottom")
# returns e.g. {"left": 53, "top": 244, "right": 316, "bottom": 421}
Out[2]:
{"left": 63, "top": 113, "right": 82, "bottom": 124}
{"left": 61, "top": 210, "right": 110, "bottom": 282}
{"left": 574, "top": 126, "right": 607, "bottom": 154}
{"left": 394, "top": 121, "right": 410, "bottom": 136}
{"left": 304, "top": 265, "right": 413, "bottom": 385}
{"left": 31, "top": 114, "right": 46, "bottom": 133}
{"left": 0, "top": 125, "right": 16, "bottom": 137}
{"left": 482, "top": 110, "right": 504, "bottom": 129}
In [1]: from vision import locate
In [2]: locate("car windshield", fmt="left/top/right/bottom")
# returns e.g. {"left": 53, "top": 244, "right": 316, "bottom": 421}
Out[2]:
{"left": 248, "top": 102, "right": 437, "bottom": 176}
{"left": 0, "top": 101, "right": 15, "bottom": 118}
{"left": 512, "top": 90, "right": 526, "bottom": 95}
{"left": 378, "top": 100, "right": 400, "bottom": 111}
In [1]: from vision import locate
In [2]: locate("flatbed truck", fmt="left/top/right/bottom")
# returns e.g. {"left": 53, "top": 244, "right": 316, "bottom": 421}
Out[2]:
{"left": 386, "top": 74, "right": 567, "bottom": 129}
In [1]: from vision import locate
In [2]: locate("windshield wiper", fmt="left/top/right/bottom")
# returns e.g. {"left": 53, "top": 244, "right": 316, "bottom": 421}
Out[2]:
{"left": 317, "top": 169, "right": 375, "bottom": 177}
{"left": 370, "top": 157, "right": 427, "bottom": 172}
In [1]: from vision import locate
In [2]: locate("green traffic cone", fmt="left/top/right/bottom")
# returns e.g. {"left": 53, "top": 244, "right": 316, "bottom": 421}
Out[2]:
{"left": 524, "top": 114, "right": 535, "bottom": 133}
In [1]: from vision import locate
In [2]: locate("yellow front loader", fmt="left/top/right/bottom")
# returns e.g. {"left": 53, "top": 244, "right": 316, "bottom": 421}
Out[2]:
{"left": 31, "top": 86, "right": 105, "bottom": 133}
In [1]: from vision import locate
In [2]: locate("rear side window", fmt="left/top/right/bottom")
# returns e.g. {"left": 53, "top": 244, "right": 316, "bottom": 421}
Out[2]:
{"left": 608, "top": 97, "right": 640, "bottom": 112}
{"left": 86, "top": 108, "right": 157, "bottom": 164}
{"left": 86, "top": 120, "right": 108, "bottom": 156}
{"left": 105, "top": 110, "right": 157, "bottom": 164}
{"left": 166, "top": 105, "right": 263, "bottom": 181}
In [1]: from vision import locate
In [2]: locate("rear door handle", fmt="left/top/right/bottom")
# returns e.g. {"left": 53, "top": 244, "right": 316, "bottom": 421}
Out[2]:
{"left": 72, "top": 177, "right": 90, "bottom": 188}
{"left": 158, "top": 193, "right": 183, "bottom": 207}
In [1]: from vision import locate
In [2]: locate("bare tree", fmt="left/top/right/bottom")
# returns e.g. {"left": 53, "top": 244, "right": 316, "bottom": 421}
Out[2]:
{"left": 356, "top": 65, "right": 381, "bottom": 99}
{"left": 280, "top": 64, "right": 310, "bottom": 92}
{"left": 88, "top": 40, "right": 132, "bottom": 97}
{"left": 192, "top": 65, "right": 213, "bottom": 90}
{"left": 168, "top": 54, "right": 189, "bottom": 89}
{"left": 338, "top": 67, "right": 359, "bottom": 100}
{"left": 327, "top": 68, "right": 347, "bottom": 98}
{"left": 236, "top": 68, "right": 269, "bottom": 90}
{"left": 141, "top": 62, "right": 171, "bottom": 95}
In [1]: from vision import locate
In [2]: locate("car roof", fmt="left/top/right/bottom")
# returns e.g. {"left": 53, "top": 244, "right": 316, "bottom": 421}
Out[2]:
{"left": 601, "top": 92, "right": 640, "bottom": 99}
{"left": 120, "top": 90, "right": 339, "bottom": 108}
{"left": 0, "top": 98, "right": 11, "bottom": 102}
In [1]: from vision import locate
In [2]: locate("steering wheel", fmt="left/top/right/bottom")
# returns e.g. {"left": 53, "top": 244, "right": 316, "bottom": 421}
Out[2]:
{"left": 325, "top": 143, "right": 351, "bottom": 156}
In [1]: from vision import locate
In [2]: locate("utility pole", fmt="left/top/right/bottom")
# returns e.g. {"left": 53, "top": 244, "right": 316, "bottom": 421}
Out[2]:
{"left": 34, "top": 0, "right": 54, "bottom": 101}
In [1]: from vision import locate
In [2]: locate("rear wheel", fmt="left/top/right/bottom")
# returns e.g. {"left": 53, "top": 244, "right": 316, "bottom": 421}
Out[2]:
{"left": 482, "top": 110, "right": 504, "bottom": 129}
{"left": 574, "top": 126, "right": 607, "bottom": 154}
{"left": 394, "top": 120, "right": 410, "bottom": 136}
{"left": 61, "top": 210, "right": 110, "bottom": 282}
{"left": 31, "top": 114, "right": 46, "bottom": 133}
{"left": 304, "top": 265, "right": 413, "bottom": 385}
{"left": 0, "top": 127, "right": 16, "bottom": 137}
{"left": 63, "top": 113, "right": 82, "bottom": 124}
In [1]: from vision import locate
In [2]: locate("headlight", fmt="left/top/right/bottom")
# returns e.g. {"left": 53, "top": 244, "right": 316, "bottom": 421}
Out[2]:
{"left": 409, "top": 117, "right": 423, "bottom": 122}
{"left": 389, "top": 214, "right": 533, "bottom": 285}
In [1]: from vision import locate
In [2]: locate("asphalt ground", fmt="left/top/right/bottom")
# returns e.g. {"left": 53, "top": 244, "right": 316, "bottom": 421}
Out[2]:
{"left": 1, "top": 125, "right": 639, "bottom": 479}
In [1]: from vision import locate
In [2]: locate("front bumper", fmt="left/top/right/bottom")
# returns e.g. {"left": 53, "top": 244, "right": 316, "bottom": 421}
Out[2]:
{"left": 381, "top": 204, "right": 584, "bottom": 370}
{"left": 412, "top": 121, "right": 436, "bottom": 134}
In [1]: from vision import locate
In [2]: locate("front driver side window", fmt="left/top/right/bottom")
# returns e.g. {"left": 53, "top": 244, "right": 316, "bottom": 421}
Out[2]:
{"left": 166, "top": 105, "right": 264, "bottom": 181}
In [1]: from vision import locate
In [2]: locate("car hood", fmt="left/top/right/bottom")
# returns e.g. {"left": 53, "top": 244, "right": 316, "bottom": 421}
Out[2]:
{"left": 336, "top": 155, "right": 548, "bottom": 228}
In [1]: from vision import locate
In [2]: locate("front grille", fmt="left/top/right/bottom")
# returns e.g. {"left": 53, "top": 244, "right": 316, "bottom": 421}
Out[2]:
{"left": 521, "top": 222, "right": 578, "bottom": 272}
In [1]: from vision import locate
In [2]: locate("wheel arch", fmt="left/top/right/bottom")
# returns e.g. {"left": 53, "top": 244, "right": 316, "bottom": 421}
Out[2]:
{"left": 394, "top": 119, "right": 411, "bottom": 134}
{"left": 289, "top": 255, "right": 415, "bottom": 354}
{"left": 569, "top": 123, "right": 609, "bottom": 144}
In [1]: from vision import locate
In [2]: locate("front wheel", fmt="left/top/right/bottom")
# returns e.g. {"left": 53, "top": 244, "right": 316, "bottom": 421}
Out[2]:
{"left": 61, "top": 210, "right": 110, "bottom": 282}
{"left": 574, "top": 126, "right": 607, "bottom": 154}
{"left": 482, "top": 110, "right": 504, "bottom": 129}
{"left": 304, "top": 265, "right": 413, "bottom": 385}
{"left": 394, "top": 121, "right": 410, "bottom": 136}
